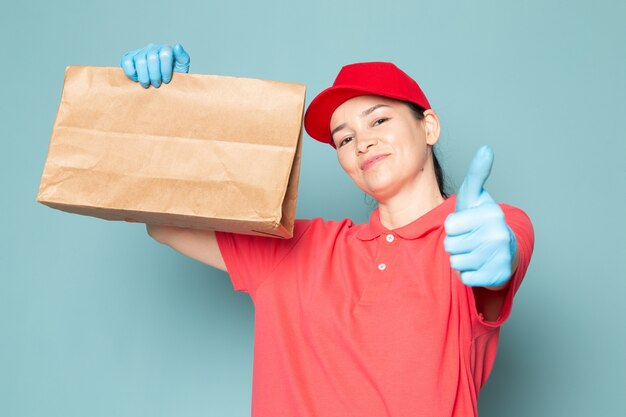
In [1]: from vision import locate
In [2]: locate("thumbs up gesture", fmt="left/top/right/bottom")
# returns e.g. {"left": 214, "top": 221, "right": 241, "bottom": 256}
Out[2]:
{"left": 443, "top": 145, "right": 517, "bottom": 288}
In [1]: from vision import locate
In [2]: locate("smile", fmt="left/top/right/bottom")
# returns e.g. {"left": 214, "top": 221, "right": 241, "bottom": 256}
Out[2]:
{"left": 360, "top": 154, "right": 390, "bottom": 171}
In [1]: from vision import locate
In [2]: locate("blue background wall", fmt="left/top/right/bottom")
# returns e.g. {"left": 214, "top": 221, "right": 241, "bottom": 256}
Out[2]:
{"left": 2, "top": 1, "right": 624, "bottom": 416}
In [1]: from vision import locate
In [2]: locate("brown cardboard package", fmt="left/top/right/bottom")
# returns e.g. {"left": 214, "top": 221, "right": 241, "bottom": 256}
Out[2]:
{"left": 37, "top": 66, "right": 306, "bottom": 238}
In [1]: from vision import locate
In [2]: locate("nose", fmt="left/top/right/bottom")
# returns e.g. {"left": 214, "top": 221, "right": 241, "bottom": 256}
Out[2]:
{"left": 356, "top": 133, "right": 378, "bottom": 154}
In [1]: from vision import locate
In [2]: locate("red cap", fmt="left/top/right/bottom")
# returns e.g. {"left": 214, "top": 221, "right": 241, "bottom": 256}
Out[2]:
{"left": 304, "top": 62, "right": 431, "bottom": 147}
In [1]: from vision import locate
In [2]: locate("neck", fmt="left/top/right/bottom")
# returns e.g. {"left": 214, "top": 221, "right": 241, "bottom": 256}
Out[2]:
{"left": 376, "top": 169, "right": 445, "bottom": 230}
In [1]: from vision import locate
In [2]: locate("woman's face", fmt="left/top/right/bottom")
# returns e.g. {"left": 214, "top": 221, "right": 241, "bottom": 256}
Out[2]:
{"left": 330, "top": 95, "right": 440, "bottom": 202}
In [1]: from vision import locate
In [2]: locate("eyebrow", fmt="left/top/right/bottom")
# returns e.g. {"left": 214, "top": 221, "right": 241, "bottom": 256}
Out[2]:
{"left": 330, "top": 104, "right": 390, "bottom": 139}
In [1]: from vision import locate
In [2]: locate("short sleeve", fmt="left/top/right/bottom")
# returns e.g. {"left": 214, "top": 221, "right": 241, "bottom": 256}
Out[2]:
{"left": 474, "top": 203, "right": 535, "bottom": 328}
{"left": 215, "top": 220, "right": 313, "bottom": 296}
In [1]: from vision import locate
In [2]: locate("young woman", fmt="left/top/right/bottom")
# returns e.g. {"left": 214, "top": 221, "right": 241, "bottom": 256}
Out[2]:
{"left": 120, "top": 43, "right": 535, "bottom": 417}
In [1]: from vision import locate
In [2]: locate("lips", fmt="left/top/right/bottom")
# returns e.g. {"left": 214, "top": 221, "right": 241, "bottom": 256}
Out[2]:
{"left": 360, "top": 154, "right": 390, "bottom": 171}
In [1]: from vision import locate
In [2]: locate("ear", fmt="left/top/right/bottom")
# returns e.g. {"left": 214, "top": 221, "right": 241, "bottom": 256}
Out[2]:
{"left": 422, "top": 109, "right": 441, "bottom": 146}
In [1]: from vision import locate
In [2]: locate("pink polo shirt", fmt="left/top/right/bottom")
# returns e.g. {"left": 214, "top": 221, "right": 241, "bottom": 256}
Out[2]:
{"left": 215, "top": 195, "right": 534, "bottom": 417}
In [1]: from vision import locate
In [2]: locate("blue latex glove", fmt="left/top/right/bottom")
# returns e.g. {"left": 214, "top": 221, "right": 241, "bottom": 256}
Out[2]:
{"left": 120, "top": 43, "right": 190, "bottom": 88}
{"left": 443, "top": 145, "right": 517, "bottom": 287}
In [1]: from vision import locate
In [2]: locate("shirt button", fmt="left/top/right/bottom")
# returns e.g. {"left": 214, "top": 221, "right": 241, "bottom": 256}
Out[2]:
{"left": 386, "top": 234, "right": 395, "bottom": 243}
{"left": 378, "top": 263, "right": 386, "bottom": 271}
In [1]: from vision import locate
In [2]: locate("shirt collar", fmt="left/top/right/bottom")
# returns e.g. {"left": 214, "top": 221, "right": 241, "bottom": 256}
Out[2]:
{"left": 356, "top": 195, "right": 457, "bottom": 241}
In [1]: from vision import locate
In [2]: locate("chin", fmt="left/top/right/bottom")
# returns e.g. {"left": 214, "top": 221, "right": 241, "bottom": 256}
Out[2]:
{"left": 360, "top": 179, "right": 397, "bottom": 201}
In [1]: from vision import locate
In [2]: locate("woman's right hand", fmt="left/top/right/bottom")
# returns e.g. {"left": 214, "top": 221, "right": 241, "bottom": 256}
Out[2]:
{"left": 120, "top": 43, "right": 191, "bottom": 88}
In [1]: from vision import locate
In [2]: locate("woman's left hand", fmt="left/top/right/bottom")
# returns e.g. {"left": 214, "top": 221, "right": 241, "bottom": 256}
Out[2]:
{"left": 443, "top": 145, "right": 517, "bottom": 288}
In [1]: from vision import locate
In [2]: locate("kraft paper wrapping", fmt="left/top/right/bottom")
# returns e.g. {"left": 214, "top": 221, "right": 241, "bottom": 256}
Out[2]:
{"left": 37, "top": 66, "right": 306, "bottom": 238}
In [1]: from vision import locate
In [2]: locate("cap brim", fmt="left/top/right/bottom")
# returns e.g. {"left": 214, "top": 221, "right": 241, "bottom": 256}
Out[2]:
{"left": 304, "top": 87, "right": 377, "bottom": 147}
{"left": 304, "top": 85, "right": 427, "bottom": 147}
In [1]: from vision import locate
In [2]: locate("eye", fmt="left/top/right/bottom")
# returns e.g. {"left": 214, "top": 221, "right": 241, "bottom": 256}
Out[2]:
{"left": 338, "top": 136, "right": 353, "bottom": 148}
{"left": 373, "top": 117, "right": 389, "bottom": 126}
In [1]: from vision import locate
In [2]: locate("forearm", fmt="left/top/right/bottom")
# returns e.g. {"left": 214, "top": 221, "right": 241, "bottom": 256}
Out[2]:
{"left": 145, "top": 224, "right": 226, "bottom": 271}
